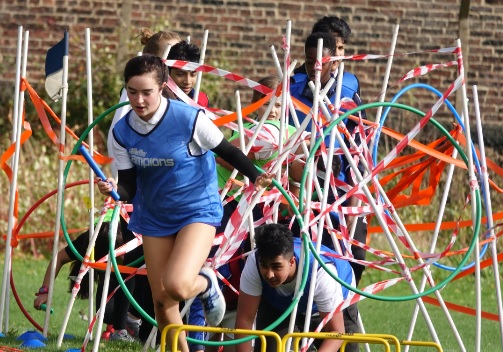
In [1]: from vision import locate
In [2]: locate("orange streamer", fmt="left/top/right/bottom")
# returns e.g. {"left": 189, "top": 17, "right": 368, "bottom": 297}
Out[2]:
{"left": 422, "top": 296, "right": 500, "bottom": 322}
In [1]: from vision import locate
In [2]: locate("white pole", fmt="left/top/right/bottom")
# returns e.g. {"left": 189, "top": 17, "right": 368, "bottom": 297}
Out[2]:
{"left": 234, "top": 91, "right": 256, "bottom": 249}
{"left": 404, "top": 148, "right": 465, "bottom": 352}
{"left": 269, "top": 45, "right": 282, "bottom": 78}
{"left": 162, "top": 44, "right": 172, "bottom": 60}
{"left": 275, "top": 20, "right": 291, "bottom": 223}
{"left": 357, "top": 22, "right": 400, "bottom": 266}
{"left": 357, "top": 312, "right": 371, "bottom": 352}
{"left": 85, "top": 27, "right": 96, "bottom": 338}
{"left": 193, "top": 29, "right": 209, "bottom": 104}
{"left": 142, "top": 326, "right": 158, "bottom": 352}
{"left": 10, "top": 26, "right": 23, "bottom": 140}
{"left": 219, "top": 98, "right": 276, "bottom": 201}
{"left": 473, "top": 85, "right": 503, "bottom": 348}
{"left": 92, "top": 210, "right": 120, "bottom": 352}
{"left": 8, "top": 29, "right": 30, "bottom": 330}
{"left": 331, "top": 108, "right": 442, "bottom": 345}
{"left": 92, "top": 259, "right": 114, "bottom": 352}
{"left": 217, "top": 57, "right": 297, "bottom": 204}
{"left": 285, "top": 37, "right": 324, "bottom": 352}
{"left": 320, "top": 65, "right": 473, "bottom": 349}
{"left": 286, "top": 94, "right": 339, "bottom": 249}
{"left": 301, "top": 61, "right": 346, "bottom": 350}
{"left": 372, "top": 23, "right": 400, "bottom": 130}
{"left": 349, "top": 24, "right": 400, "bottom": 296}
{"left": 455, "top": 38, "right": 481, "bottom": 352}
{"left": 312, "top": 73, "right": 448, "bottom": 345}
{"left": 57, "top": 212, "right": 108, "bottom": 346}
{"left": 45, "top": 33, "right": 70, "bottom": 336}
{"left": 0, "top": 26, "right": 25, "bottom": 333}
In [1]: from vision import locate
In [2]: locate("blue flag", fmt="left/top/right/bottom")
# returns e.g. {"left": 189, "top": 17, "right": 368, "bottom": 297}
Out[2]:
{"left": 45, "top": 31, "right": 69, "bottom": 101}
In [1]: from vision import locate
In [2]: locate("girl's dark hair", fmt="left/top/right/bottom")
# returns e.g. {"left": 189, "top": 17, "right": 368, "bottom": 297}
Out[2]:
{"left": 124, "top": 54, "right": 167, "bottom": 86}
{"left": 254, "top": 223, "right": 294, "bottom": 261}
{"left": 68, "top": 221, "right": 124, "bottom": 299}
{"left": 305, "top": 32, "right": 337, "bottom": 55}
{"left": 251, "top": 75, "right": 281, "bottom": 103}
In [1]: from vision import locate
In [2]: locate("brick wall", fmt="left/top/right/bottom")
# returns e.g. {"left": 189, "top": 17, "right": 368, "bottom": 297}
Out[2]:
{"left": 0, "top": 0, "right": 502, "bottom": 125}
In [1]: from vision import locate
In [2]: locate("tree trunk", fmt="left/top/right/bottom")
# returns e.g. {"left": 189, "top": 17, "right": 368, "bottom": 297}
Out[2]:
{"left": 117, "top": 0, "right": 133, "bottom": 74}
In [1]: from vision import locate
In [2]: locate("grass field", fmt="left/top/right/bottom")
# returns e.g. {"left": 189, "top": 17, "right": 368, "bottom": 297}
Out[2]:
{"left": 358, "top": 267, "right": 502, "bottom": 351}
{"left": 0, "top": 254, "right": 502, "bottom": 351}
{"left": 0, "top": 254, "right": 142, "bottom": 351}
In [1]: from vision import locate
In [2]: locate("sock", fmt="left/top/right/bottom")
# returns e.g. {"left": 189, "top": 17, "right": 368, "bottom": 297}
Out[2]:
{"left": 198, "top": 274, "right": 212, "bottom": 297}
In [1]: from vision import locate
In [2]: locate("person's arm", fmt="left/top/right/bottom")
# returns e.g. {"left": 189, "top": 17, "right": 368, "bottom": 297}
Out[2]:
{"left": 317, "top": 311, "right": 345, "bottom": 352}
{"left": 212, "top": 139, "right": 272, "bottom": 191}
{"left": 34, "top": 249, "right": 71, "bottom": 309}
{"left": 96, "top": 167, "right": 137, "bottom": 201}
{"left": 193, "top": 111, "right": 272, "bottom": 191}
{"left": 235, "top": 291, "right": 261, "bottom": 352}
{"left": 215, "top": 137, "right": 255, "bottom": 172}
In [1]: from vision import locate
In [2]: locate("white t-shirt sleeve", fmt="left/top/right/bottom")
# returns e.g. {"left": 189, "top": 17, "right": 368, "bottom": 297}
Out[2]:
{"left": 111, "top": 130, "right": 134, "bottom": 170}
{"left": 192, "top": 110, "right": 224, "bottom": 151}
{"left": 313, "top": 264, "right": 343, "bottom": 312}
{"left": 107, "top": 89, "right": 131, "bottom": 179}
{"left": 239, "top": 252, "right": 263, "bottom": 296}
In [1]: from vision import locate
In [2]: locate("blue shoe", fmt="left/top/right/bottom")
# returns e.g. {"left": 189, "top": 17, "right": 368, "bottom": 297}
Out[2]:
{"left": 198, "top": 267, "right": 226, "bottom": 326}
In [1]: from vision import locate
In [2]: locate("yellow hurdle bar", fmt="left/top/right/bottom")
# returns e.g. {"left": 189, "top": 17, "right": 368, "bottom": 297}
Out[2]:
{"left": 160, "top": 324, "right": 442, "bottom": 352}
{"left": 281, "top": 331, "right": 392, "bottom": 352}
{"left": 401, "top": 340, "right": 444, "bottom": 351}
{"left": 160, "top": 324, "right": 282, "bottom": 352}
{"left": 342, "top": 333, "right": 401, "bottom": 351}
{"left": 340, "top": 333, "right": 443, "bottom": 352}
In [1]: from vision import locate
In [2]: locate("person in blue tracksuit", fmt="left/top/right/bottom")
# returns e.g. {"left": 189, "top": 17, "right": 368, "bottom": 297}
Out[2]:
{"left": 289, "top": 29, "right": 368, "bottom": 352}
{"left": 235, "top": 223, "right": 355, "bottom": 352}
{"left": 292, "top": 15, "right": 354, "bottom": 83}
{"left": 291, "top": 18, "right": 368, "bottom": 281}
{"left": 97, "top": 54, "right": 273, "bottom": 352}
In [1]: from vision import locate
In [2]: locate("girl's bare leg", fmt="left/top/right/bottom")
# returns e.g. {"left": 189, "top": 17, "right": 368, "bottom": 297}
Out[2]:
{"left": 143, "top": 223, "right": 216, "bottom": 352}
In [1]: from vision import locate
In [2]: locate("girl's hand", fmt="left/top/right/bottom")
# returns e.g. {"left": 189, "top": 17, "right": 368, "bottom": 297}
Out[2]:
{"left": 34, "top": 293, "right": 47, "bottom": 310}
{"left": 96, "top": 177, "right": 117, "bottom": 196}
{"left": 254, "top": 172, "right": 274, "bottom": 191}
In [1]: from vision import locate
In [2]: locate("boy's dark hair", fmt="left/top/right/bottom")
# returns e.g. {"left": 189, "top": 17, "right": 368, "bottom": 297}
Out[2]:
{"left": 255, "top": 223, "right": 294, "bottom": 261}
{"left": 124, "top": 54, "right": 167, "bottom": 86}
{"left": 68, "top": 221, "right": 124, "bottom": 299}
{"left": 312, "top": 16, "right": 351, "bottom": 44}
{"left": 305, "top": 32, "right": 337, "bottom": 55}
{"left": 167, "top": 40, "right": 201, "bottom": 63}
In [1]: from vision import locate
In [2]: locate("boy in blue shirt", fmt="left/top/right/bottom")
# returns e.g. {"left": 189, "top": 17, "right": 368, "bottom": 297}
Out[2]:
{"left": 235, "top": 223, "right": 354, "bottom": 352}
{"left": 289, "top": 28, "right": 367, "bottom": 352}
